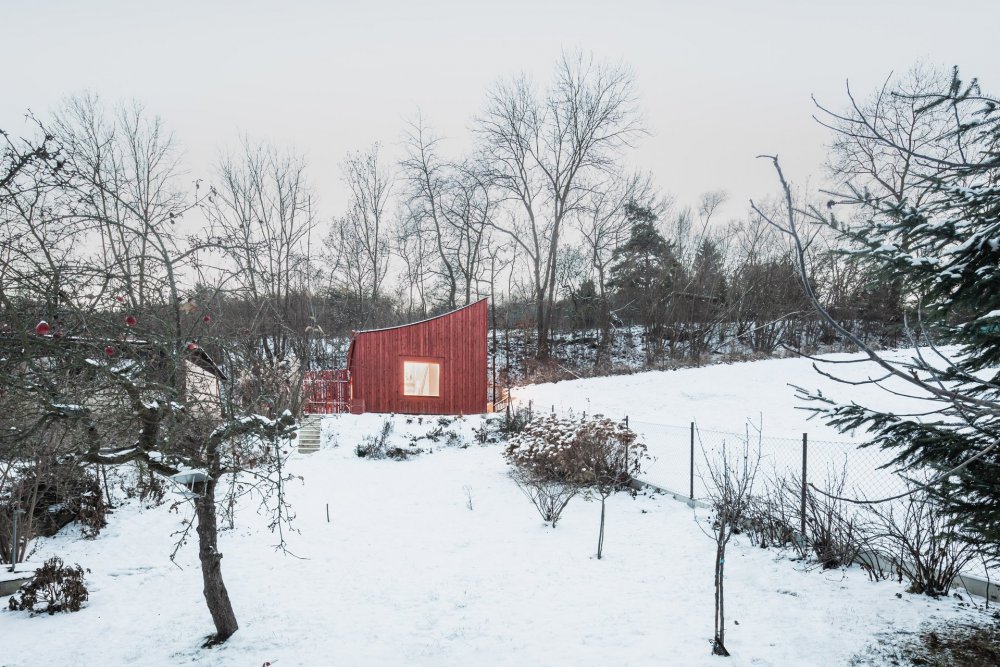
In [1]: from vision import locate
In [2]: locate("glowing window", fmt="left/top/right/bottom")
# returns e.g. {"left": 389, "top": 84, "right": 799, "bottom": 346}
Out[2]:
{"left": 403, "top": 360, "right": 440, "bottom": 397}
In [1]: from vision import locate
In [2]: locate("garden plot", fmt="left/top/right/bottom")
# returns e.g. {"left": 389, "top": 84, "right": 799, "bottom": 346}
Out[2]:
{"left": 2, "top": 413, "right": 984, "bottom": 666}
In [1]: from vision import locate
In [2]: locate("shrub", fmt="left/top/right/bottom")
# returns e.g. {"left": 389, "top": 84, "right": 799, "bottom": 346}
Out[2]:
{"left": 8, "top": 557, "right": 89, "bottom": 615}
{"left": 867, "top": 486, "right": 981, "bottom": 596}
{"left": 1, "top": 464, "right": 108, "bottom": 564}
{"left": 474, "top": 422, "right": 491, "bottom": 444}
{"left": 385, "top": 446, "right": 415, "bottom": 460}
{"left": 504, "top": 413, "right": 646, "bottom": 486}
{"left": 355, "top": 419, "right": 395, "bottom": 459}
{"left": 508, "top": 467, "right": 578, "bottom": 527}
{"left": 740, "top": 467, "right": 865, "bottom": 569}
{"left": 743, "top": 479, "right": 802, "bottom": 553}
{"left": 503, "top": 413, "right": 647, "bottom": 531}
{"left": 801, "top": 468, "right": 864, "bottom": 570}
{"left": 499, "top": 405, "right": 532, "bottom": 436}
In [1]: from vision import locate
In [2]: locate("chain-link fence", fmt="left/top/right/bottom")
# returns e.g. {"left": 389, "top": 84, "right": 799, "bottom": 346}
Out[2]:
{"left": 517, "top": 401, "right": 905, "bottom": 506}
{"left": 516, "top": 400, "right": 995, "bottom": 582}
{"left": 625, "top": 419, "right": 909, "bottom": 506}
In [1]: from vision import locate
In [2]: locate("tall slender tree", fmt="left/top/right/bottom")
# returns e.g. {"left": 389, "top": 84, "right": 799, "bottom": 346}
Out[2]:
{"left": 476, "top": 51, "right": 645, "bottom": 359}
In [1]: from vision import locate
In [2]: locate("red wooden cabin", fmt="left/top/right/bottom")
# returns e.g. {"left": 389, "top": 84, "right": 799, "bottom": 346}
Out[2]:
{"left": 303, "top": 299, "right": 488, "bottom": 415}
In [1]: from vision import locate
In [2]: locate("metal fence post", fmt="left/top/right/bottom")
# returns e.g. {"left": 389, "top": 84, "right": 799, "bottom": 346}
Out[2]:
{"left": 800, "top": 433, "right": 808, "bottom": 538}
{"left": 9, "top": 507, "right": 23, "bottom": 573}
{"left": 690, "top": 422, "right": 695, "bottom": 500}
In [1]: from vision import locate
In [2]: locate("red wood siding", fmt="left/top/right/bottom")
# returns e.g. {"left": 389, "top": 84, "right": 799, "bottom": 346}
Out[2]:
{"left": 348, "top": 299, "right": 488, "bottom": 415}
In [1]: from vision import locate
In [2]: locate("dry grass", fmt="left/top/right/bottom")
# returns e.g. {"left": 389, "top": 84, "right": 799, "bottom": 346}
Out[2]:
{"left": 854, "top": 617, "right": 1000, "bottom": 666}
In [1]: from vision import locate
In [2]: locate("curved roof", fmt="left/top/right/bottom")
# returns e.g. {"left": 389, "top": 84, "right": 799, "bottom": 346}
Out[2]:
{"left": 351, "top": 299, "right": 488, "bottom": 336}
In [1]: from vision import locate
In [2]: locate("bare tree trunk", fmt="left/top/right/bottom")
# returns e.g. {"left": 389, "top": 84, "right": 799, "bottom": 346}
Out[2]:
{"left": 195, "top": 455, "right": 238, "bottom": 644}
{"left": 536, "top": 298, "right": 550, "bottom": 360}
{"left": 597, "top": 495, "right": 606, "bottom": 559}
{"left": 713, "top": 535, "right": 729, "bottom": 656}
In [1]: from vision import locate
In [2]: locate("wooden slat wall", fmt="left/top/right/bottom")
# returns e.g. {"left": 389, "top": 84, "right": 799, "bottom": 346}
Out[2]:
{"left": 349, "top": 299, "right": 488, "bottom": 415}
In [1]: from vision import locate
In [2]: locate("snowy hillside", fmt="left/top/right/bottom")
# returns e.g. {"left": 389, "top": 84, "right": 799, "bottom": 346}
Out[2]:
{"left": 512, "top": 348, "right": 943, "bottom": 437}
{"left": 2, "top": 409, "right": 985, "bottom": 666}
{"left": 512, "top": 348, "right": 948, "bottom": 500}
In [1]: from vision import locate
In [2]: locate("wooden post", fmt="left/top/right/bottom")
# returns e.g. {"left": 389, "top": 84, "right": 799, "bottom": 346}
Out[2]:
{"left": 690, "top": 422, "right": 695, "bottom": 500}
{"left": 800, "top": 433, "right": 808, "bottom": 538}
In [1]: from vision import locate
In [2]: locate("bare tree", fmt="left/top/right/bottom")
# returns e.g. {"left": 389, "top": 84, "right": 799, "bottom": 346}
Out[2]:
{"left": 700, "top": 430, "right": 760, "bottom": 657}
{"left": 400, "top": 117, "right": 496, "bottom": 309}
{"left": 476, "top": 51, "right": 645, "bottom": 359}
{"left": 203, "top": 138, "right": 318, "bottom": 412}
{"left": 820, "top": 64, "right": 958, "bottom": 208}
{"left": 327, "top": 143, "right": 393, "bottom": 324}
{"left": 394, "top": 206, "right": 434, "bottom": 317}
{"left": 1, "top": 107, "right": 299, "bottom": 645}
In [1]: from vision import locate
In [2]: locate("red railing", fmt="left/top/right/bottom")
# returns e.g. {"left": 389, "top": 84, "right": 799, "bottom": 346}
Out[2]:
{"left": 302, "top": 370, "right": 352, "bottom": 414}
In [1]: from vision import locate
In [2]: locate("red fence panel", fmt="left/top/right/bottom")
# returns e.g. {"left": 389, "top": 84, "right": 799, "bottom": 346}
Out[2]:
{"left": 302, "top": 370, "right": 351, "bottom": 414}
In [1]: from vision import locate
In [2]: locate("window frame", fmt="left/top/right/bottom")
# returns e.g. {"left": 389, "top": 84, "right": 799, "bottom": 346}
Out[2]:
{"left": 400, "top": 356, "right": 443, "bottom": 399}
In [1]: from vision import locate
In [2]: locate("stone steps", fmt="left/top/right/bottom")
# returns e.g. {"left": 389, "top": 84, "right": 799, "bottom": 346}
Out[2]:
{"left": 297, "top": 415, "right": 323, "bottom": 454}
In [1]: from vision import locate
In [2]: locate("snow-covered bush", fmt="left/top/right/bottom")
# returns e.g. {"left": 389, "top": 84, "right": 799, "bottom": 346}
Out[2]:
{"left": 504, "top": 413, "right": 646, "bottom": 486}
{"left": 7, "top": 557, "right": 89, "bottom": 615}
{"left": 504, "top": 414, "right": 584, "bottom": 484}
{"left": 503, "top": 413, "right": 647, "bottom": 531}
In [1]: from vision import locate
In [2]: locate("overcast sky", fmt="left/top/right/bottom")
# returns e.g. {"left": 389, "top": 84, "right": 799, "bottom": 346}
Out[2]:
{"left": 4, "top": 0, "right": 999, "bottom": 223}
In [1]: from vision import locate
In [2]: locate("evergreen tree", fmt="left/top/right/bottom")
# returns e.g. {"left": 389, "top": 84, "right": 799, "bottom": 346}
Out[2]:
{"left": 569, "top": 278, "right": 601, "bottom": 331}
{"left": 607, "top": 203, "right": 682, "bottom": 357}
{"left": 758, "top": 69, "right": 1000, "bottom": 549}
{"left": 691, "top": 238, "right": 728, "bottom": 315}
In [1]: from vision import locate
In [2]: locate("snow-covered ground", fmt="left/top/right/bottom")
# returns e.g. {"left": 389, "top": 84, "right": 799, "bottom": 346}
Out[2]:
{"left": 512, "top": 347, "right": 942, "bottom": 438}
{"left": 513, "top": 348, "right": 944, "bottom": 500}
{"left": 3, "top": 408, "right": 988, "bottom": 666}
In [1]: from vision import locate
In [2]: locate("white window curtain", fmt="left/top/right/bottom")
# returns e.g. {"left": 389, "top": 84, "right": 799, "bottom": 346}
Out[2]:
{"left": 403, "top": 361, "right": 440, "bottom": 397}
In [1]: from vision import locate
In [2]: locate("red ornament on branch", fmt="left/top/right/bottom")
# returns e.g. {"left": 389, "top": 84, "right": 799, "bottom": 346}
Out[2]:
{"left": 203, "top": 315, "right": 212, "bottom": 325}
{"left": 186, "top": 342, "right": 198, "bottom": 351}
{"left": 124, "top": 315, "right": 137, "bottom": 327}
{"left": 104, "top": 345, "right": 116, "bottom": 357}
{"left": 34, "top": 321, "right": 51, "bottom": 335}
